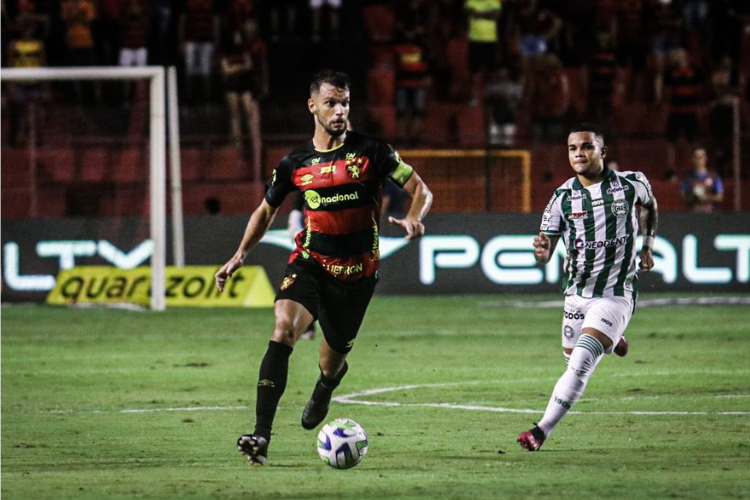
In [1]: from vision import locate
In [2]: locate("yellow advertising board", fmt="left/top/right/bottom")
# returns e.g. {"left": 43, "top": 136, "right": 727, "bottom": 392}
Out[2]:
{"left": 47, "top": 266, "right": 275, "bottom": 308}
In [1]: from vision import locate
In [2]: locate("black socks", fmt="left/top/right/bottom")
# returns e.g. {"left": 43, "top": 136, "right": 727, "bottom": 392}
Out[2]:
{"left": 254, "top": 341, "right": 293, "bottom": 440}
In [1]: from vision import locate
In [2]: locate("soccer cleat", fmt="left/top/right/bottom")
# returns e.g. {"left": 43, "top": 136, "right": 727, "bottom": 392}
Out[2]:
{"left": 301, "top": 363, "right": 348, "bottom": 430}
{"left": 614, "top": 335, "right": 629, "bottom": 357}
{"left": 517, "top": 424, "right": 546, "bottom": 452}
{"left": 237, "top": 434, "right": 269, "bottom": 465}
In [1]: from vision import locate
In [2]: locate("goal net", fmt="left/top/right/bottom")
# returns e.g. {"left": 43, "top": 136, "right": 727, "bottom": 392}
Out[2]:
{"left": 1, "top": 66, "right": 175, "bottom": 310}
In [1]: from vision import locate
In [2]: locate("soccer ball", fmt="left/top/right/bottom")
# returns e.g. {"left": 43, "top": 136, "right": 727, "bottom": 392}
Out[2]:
{"left": 316, "top": 418, "right": 369, "bottom": 469}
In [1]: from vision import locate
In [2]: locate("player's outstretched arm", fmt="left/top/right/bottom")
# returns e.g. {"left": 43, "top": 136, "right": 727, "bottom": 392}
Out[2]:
{"left": 388, "top": 171, "right": 433, "bottom": 240}
{"left": 638, "top": 197, "right": 659, "bottom": 273}
{"left": 533, "top": 232, "right": 559, "bottom": 264}
{"left": 216, "top": 200, "right": 279, "bottom": 292}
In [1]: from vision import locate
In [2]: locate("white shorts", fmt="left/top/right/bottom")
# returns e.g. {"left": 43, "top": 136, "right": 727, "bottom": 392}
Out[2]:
{"left": 310, "top": 0, "right": 341, "bottom": 8}
{"left": 561, "top": 295, "right": 634, "bottom": 354}
{"left": 119, "top": 47, "right": 148, "bottom": 67}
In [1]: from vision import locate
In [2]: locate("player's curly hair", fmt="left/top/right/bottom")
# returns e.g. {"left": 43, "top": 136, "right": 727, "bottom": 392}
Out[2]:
{"left": 310, "top": 70, "right": 350, "bottom": 95}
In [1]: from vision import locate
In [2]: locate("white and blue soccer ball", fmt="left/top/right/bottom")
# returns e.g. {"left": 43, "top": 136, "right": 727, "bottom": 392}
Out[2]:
{"left": 316, "top": 418, "right": 369, "bottom": 469}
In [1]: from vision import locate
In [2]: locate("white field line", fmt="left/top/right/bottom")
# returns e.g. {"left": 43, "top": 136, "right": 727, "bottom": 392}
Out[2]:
{"left": 38, "top": 377, "right": 749, "bottom": 416}
{"left": 332, "top": 383, "right": 750, "bottom": 416}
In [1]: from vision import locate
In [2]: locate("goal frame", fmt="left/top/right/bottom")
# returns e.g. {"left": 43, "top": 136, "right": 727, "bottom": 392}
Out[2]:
{"left": 1, "top": 66, "right": 180, "bottom": 310}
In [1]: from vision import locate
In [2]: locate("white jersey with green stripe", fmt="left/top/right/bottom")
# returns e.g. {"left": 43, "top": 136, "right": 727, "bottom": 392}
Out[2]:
{"left": 540, "top": 168, "right": 654, "bottom": 299}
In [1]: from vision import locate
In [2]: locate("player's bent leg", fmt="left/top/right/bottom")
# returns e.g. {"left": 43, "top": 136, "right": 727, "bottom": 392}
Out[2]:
{"left": 519, "top": 333, "right": 606, "bottom": 451}
{"left": 301, "top": 338, "right": 349, "bottom": 430}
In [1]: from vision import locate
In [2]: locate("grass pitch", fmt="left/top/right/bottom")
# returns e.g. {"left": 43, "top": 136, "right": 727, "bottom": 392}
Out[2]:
{"left": 2, "top": 295, "right": 750, "bottom": 500}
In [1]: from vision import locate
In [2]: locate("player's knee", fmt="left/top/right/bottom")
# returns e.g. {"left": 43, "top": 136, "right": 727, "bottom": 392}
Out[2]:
{"left": 271, "top": 320, "right": 297, "bottom": 346}
{"left": 568, "top": 334, "right": 604, "bottom": 378}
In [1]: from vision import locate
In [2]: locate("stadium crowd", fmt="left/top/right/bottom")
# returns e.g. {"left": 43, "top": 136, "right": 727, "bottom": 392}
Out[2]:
{"left": 2, "top": 0, "right": 748, "bottom": 213}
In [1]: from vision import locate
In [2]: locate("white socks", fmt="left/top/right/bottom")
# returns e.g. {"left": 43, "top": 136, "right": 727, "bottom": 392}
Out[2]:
{"left": 539, "top": 334, "right": 604, "bottom": 437}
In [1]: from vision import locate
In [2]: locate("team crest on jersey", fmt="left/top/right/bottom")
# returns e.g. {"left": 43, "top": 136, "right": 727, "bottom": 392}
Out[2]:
{"left": 346, "top": 156, "right": 364, "bottom": 179}
{"left": 280, "top": 273, "right": 296, "bottom": 290}
{"left": 611, "top": 199, "right": 629, "bottom": 217}
{"left": 300, "top": 173, "right": 314, "bottom": 186}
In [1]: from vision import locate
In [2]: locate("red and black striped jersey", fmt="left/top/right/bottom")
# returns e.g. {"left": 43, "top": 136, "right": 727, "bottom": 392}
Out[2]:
{"left": 265, "top": 131, "right": 413, "bottom": 281}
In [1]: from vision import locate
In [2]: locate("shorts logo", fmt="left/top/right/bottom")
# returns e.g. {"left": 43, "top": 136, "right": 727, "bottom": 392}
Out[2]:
{"left": 600, "top": 317, "right": 613, "bottom": 327}
{"left": 611, "top": 199, "right": 629, "bottom": 217}
{"left": 346, "top": 339, "right": 356, "bottom": 349}
{"left": 280, "top": 273, "right": 297, "bottom": 291}
{"left": 301, "top": 173, "right": 314, "bottom": 186}
{"left": 564, "top": 325, "right": 575, "bottom": 338}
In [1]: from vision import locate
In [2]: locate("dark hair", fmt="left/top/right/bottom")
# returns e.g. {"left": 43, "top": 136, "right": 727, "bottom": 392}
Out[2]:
{"left": 310, "top": 70, "right": 350, "bottom": 95}
{"left": 569, "top": 122, "right": 605, "bottom": 143}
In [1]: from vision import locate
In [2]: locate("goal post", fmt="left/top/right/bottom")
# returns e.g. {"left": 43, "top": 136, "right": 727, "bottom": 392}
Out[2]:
{"left": 1, "top": 66, "right": 181, "bottom": 311}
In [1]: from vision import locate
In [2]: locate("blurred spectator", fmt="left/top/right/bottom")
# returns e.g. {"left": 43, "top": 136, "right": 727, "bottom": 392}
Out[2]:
{"left": 119, "top": 0, "right": 148, "bottom": 102}
{"left": 258, "top": 0, "right": 300, "bottom": 42}
{"left": 708, "top": 55, "right": 745, "bottom": 175}
{"left": 484, "top": 64, "right": 523, "bottom": 147}
{"left": 61, "top": 0, "right": 99, "bottom": 102}
{"left": 148, "top": 0, "right": 180, "bottom": 66}
{"left": 527, "top": 52, "right": 570, "bottom": 142}
{"left": 464, "top": 0, "right": 502, "bottom": 105}
{"left": 656, "top": 48, "right": 705, "bottom": 177}
{"left": 648, "top": 0, "right": 683, "bottom": 90}
{"left": 707, "top": 0, "right": 747, "bottom": 65}
{"left": 119, "top": 0, "right": 148, "bottom": 67}
{"left": 180, "top": 0, "right": 220, "bottom": 103}
{"left": 393, "top": 29, "right": 430, "bottom": 146}
{"left": 7, "top": 13, "right": 47, "bottom": 146}
{"left": 92, "top": 0, "right": 122, "bottom": 66}
{"left": 310, "top": 0, "right": 340, "bottom": 42}
{"left": 614, "top": 0, "right": 648, "bottom": 101}
{"left": 220, "top": 19, "right": 267, "bottom": 174}
{"left": 585, "top": 28, "right": 620, "bottom": 125}
{"left": 681, "top": 0, "right": 708, "bottom": 32}
{"left": 680, "top": 146, "right": 724, "bottom": 212}
{"left": 605, "top": 158, "right": 620, "bottom": 171}
{"left": 516, "top": 0, "right": 562, "bottom": 85}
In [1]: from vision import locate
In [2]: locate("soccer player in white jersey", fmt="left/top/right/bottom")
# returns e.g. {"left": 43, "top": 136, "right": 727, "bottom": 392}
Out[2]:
{"left": 517, "top": 123, "right": 659, "bottom": 451}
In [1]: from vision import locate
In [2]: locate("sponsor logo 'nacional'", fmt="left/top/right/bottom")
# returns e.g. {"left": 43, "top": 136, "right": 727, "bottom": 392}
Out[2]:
{"left": 305, "top": 190, "right": 360, "bottom": 209}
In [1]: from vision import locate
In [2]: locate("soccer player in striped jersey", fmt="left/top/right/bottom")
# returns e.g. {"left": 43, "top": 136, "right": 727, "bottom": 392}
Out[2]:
{"left": 215, "top": 70, "right": 433, "bottom": 465}
{"left": 518, "top": 123, "right": 658, "bottom": 451}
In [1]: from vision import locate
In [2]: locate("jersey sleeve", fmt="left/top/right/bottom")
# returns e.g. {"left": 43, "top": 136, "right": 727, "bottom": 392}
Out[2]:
{"left": 628, "top": 171, "right": 655, "bottom": 206}
{"left": 540, "top": 189, "right": 565, "bottom": 236}
{"left": 375, "top": 140, "right": 414, "bottom": 187}
{"left": 264, "top": 155, "right": 297, "bottom": 208}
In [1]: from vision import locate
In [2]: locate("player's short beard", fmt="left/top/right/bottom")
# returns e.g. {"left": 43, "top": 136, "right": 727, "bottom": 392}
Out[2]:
{"left": 317, "top": 115, "right": 346, "bottom": 137}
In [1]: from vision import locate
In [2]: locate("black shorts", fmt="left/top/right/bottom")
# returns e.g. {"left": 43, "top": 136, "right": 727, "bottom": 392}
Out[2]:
{"left": 275, "top": 257, "right": 378, "bottom": 354}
